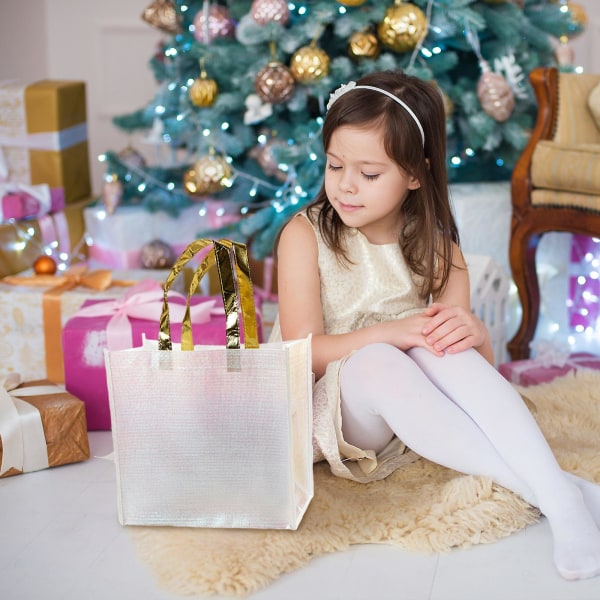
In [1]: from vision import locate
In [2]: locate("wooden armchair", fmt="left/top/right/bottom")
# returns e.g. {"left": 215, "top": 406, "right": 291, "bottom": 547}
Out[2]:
{"left": 508, "top": 67, "right": 600, "bottom": 360}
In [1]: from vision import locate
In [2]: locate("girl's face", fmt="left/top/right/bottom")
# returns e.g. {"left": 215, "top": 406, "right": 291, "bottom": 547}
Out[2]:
{"left": 324, "top": 124, "right": 420, "bottom": 245}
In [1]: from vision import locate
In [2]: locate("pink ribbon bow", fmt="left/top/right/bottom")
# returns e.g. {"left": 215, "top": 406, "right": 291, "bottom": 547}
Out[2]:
{"left": 73, "top": 279, "right": 224, "bottom": 350}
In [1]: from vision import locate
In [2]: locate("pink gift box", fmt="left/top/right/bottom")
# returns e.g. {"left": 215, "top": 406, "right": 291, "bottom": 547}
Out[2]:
{"left": 498, "top": 352, "right": 600, "bottom": 387}
{"left": 62, "top": 286, "right": 263, "bottom": 430}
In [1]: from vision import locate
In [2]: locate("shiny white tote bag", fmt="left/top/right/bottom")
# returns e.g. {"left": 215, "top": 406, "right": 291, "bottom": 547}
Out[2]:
{"left": 105, "top": 239, "right": 313, "bottom": 529}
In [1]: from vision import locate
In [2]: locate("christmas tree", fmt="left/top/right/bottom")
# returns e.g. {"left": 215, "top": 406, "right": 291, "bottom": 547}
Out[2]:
{"left": 100, "top": 0, "right": 586, "bottom": 258}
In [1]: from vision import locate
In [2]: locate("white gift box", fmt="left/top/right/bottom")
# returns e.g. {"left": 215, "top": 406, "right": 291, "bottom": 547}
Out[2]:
{"left": 84, "top": 201, "right": 242, "bottom": 270}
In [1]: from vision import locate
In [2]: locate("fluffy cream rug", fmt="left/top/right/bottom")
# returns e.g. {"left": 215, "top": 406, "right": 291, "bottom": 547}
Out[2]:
{"left": 128, "top": 370, "right": 600, "bottom": 597}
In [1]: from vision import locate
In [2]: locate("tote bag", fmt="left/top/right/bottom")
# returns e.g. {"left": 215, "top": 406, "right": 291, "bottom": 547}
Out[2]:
{"left": 105, "top": 239, "right": 313, "bottom": 529}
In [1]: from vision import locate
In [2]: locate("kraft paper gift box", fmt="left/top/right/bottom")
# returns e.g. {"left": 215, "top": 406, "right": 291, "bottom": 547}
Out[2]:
{"left": 0, "top": 375, "right": 90, "bottom": 478}
{"left": 62, "top": 288, "right": 264, "bottom": 430}
{"left": 498, "top": 351, "right": 600, "bottom": 386}
{"left": 0, "top": 267, "right": 177, "bottom": 384}
{"left": 0, "top": 196, "right": 90, "bottom": 278}
{"left": 0, "top": 80, "right": 91, "bottom": 205}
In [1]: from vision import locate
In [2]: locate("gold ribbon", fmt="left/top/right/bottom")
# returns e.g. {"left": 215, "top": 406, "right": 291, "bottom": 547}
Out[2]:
{"left": 0, "top": 373, "right": 66, "bottom": 476}
{"left": 2, "top": 267, "right": 135, "bottom": 382}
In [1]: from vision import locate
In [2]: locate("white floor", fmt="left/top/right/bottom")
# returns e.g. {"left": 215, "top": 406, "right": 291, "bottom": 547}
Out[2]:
{"left": 2, "top": 432, "right": 600, "bottom": 600}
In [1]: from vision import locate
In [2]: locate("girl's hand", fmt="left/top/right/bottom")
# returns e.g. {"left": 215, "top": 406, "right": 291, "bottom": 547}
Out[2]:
{"left": 381, "top": 313, "right": 446, "bottom": 357}
{"left": 421, "top": 302, "right": 486, "bottom": 355}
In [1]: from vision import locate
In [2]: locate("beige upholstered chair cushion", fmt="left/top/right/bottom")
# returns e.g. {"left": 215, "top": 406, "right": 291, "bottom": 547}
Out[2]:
{"left": 589, "top": 83, "right": 600, "bottom": 131}
{"left": 531, "top": 141, "right": 600, "bottom": 195}
{"left": 554, "top": 72, "right": 600, "bottom": 145}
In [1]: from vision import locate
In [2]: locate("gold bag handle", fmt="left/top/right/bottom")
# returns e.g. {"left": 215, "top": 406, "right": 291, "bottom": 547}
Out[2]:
{"left": 158, "top": 239, "right": 259, "bottom": 351}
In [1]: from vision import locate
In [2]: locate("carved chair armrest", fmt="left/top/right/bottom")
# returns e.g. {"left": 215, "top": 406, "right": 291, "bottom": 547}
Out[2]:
{"left": 511, "top": 67, "right": 559, "bottom": 215}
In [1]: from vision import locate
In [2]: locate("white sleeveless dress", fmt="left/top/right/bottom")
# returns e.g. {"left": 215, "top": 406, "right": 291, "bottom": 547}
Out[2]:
{"left": 273, "top": 211, "right": 427, "bottom": 482}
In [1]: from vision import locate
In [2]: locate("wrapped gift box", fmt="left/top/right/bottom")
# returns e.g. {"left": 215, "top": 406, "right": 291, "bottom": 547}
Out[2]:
{"left": 498, "top": 352, "right": 600, "bottom": 386}
{"left": 62, "top": 292, "right": 264, "bottom": 430}
{"left": 0, "top": 80, "right": 91, "bottom": 205}
{"left": 0, "top": 268, "right": 177, "bottom": 384}
{"left": 84, "top": 200, "right": 241, "bottom": 271}
{"left": 1, "top": 377, "right": 90, "bottom": 478}
{"left": 0, "top": 196, "right": 90, "bottom": 278}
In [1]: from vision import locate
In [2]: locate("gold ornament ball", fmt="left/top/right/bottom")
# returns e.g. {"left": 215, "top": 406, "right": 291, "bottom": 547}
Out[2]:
{"left": 33, "top": 255, "right": 57, "bottom": 275}
{"left": 189, "top": 74, "right": 218, "bottom": 107}
{"left": 183, "top": 153, "right": 232, "bottom": 196}
{"left": 348, "top": 31, "right": 380, "bottom": 60}
{"left": 290, "top": 45, "right": 330, "bottom": 84}
{"left": 255, "top": 62, "right": 295, "bottom": 104}
{"left": 567, "top": 2, "right": 588, "bottom": 36}
{"left": 377, "top": 2, "right": 428, "bottom": 53}
{"left": 337, "top": 0, "right": 368, "bottom": 5}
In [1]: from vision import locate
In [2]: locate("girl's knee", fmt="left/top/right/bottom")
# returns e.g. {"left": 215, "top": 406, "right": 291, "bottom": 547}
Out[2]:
{"left": 348, "top": 342, "right": 406, "bottom": 369}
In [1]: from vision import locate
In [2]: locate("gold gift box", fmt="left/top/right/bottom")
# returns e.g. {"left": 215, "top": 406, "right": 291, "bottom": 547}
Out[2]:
{"left": 0, "top": 380, "right": 90, "bottom": 478}
{"left": 0, "top": 197, "right": 90, "bottom": 278}
{"left": 0, "top": 80, "right": 91, "bottom": 204}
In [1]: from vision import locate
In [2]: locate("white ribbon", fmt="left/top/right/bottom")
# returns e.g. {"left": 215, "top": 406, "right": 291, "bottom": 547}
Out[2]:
{"left": 0, "top": 373, "right": 65, "bottom": 476}
{"left": 0, "top": 122, "right": 87, "bottom": 153}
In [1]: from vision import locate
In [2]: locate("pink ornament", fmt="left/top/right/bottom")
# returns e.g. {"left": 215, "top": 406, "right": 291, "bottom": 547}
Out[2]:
{"left": 477, "top": 62, "right": 515, "bottom": 122}
{"left": 555, "top": 42, "right": 575, "bottom": 67}
{"left": 251, "top": 0, "right": 290, "bottom": 26}
{"left": 192, "top": 5, "right": 234, "bottom": 44}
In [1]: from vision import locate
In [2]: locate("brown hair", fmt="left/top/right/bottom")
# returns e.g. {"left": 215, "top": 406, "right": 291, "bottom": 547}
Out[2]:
{"left": 307, "top": 70, "right": 460, "bottom": 300}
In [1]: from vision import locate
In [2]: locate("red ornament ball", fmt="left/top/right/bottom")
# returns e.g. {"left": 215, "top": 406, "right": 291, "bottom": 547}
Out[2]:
{"left": 33, "top": 255, "right": 57, "bottom": 275}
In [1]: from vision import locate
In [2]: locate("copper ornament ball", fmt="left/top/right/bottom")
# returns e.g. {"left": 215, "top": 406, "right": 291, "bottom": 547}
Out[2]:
{"left": 140, "top": 239, "right": 175, "bottom": 269}
{"left": 255, "top": 62, "right": 295, "bottom": 104}
{"left": 251, "top": 0, "right": 290, "bottom": 25}
{"left": 33, "top": 255, "right": 57, "bottom": 275}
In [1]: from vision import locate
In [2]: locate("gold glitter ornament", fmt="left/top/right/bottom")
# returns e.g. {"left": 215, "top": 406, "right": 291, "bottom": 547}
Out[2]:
{"left": 348, "top": 30, "right": 380, "bottom": 60}
{"left": 377, "top": 1, "right": 428, "bottom": 53}
{"left": 337, "top": 0, "right": 368, "bottom": 5}
{"left": 189, "top": 69, "right": 218, "bottom": 107}
{"left": 255, "top": 62, "right": 295, "bottom": 104}
{"left": 565, "top": 2, "right": 588, "bottom": 39}
{"left": 290, "top": 44, "right": 330, "bottom": 84}
{"left": 141, "top": 0, "right": 181, "bottom": 35}
{"left": 183, "top": 151, "right": 232, "bottom": 196}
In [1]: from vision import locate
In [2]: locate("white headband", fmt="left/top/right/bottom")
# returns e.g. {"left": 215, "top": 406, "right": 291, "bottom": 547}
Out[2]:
{"left": 326, "top": 81, "right": 425, "bottom": 148}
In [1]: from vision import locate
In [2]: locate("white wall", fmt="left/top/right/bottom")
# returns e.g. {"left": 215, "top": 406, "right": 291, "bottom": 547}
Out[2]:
{"left": 1, "top": 1, "right": 599, "bottom": 197}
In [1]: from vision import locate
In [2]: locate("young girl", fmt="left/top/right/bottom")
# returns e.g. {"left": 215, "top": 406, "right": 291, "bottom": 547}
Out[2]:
{"left": 276, "top": 70, "right": 600, "bottom": 581}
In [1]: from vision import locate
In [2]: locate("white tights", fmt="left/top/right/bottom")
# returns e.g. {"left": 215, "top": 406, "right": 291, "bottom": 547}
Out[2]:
{"left": 339, "top": 343, "right": 600, "bottom": 581}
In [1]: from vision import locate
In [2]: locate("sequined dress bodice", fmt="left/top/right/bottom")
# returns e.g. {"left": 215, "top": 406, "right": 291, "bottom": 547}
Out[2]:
{"left": 302, "top": 213, "right": 427, "bottom": 334}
